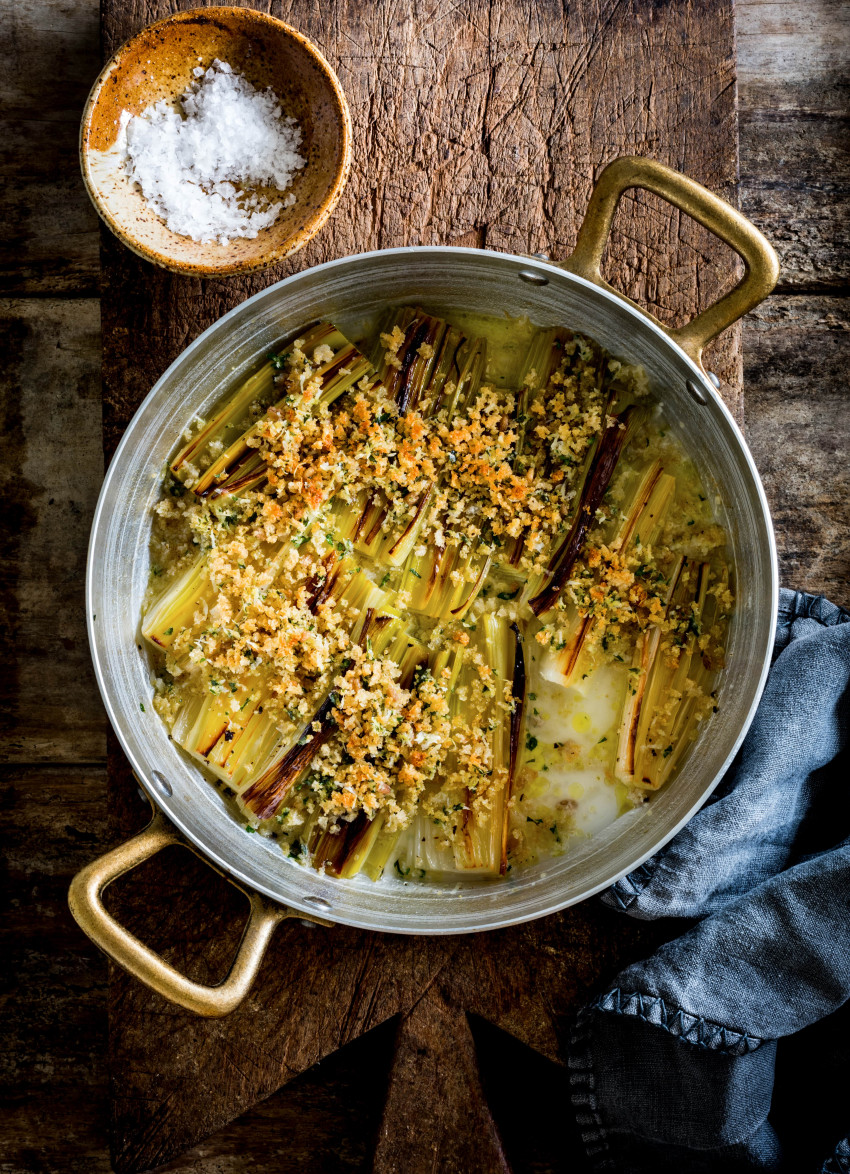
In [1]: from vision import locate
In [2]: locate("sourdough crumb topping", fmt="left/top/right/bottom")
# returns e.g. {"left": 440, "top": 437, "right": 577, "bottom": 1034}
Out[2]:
{"left": 144, "top": 308, "right": 732, "bottom": 878}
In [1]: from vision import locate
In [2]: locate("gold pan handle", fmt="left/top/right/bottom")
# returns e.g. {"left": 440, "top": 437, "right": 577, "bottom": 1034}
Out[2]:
{"left": 560, "top": 155, "right": 780, "bottom": 370}
{"left": 68, "top": 808, "right": 328, "bottom": 1017}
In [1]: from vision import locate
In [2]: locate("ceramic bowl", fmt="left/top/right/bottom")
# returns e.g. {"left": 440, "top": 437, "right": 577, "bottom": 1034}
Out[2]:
{"left": 80, "top": 6, "right": 351, "bottom": 277}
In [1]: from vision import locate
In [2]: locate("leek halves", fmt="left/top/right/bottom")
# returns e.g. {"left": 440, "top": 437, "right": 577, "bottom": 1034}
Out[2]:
{"left": 143, "top": 307, "right": 733, "bottom": 882}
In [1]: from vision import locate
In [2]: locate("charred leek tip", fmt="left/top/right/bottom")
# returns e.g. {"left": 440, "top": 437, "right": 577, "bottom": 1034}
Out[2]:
{"left": 372, "top": 310, "right": 447, "bottom": 417}
{"left": 529, "top": 405, "right": 638, "bottom": 616}
{"left": 310, "top": 810, "right": 373, "bottom": 877}
{"left": 241, "top": 694, "right": 338, "bottom": 821}
{"left": 396, "top": 319, "right": 432, "bottom": 415}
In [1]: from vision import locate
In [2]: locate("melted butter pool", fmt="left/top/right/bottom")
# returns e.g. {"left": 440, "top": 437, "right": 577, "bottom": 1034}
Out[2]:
{"left": 511, "top": 656, "right": 631, "bottom": 864}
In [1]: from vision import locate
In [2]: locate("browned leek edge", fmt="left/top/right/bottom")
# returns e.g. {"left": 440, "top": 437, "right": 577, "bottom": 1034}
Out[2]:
{"left": 509, "top": 341, "right": 603, "bottom": 566}
{"left": 305, "top": 551, "right": 343, "bottom": 612}
{"left": 529, "top": 405, "right": 637, "bottom": 616}
{"left": 617, "top": 557, "right": 686, "bottom": 779}
{"left": 188, "top": 325, "right": 373, "bottom": 500}
{"left": 310, "top": 810, "right": 370, "bottom": 875}
{"left": 395, "top": 319, "right": 432, "bottom": 414}
{"left": 241, "top": 693, "right": 338, "bottom": 821}
{"left": 349, "top": 312, "right": 452, "bottom": 542}
{"left": 168, "top": 322, "right": 318, "bottom": 473}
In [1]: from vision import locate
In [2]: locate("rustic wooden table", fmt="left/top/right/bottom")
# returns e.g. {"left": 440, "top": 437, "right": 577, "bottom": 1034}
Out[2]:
{"left": 1, "top": 1, "right": 847, "bottom": 1172}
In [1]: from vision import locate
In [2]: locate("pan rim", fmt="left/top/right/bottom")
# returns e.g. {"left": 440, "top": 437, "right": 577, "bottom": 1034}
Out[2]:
{"left": 86, "top": 245, "right": 778, "bottom": 933}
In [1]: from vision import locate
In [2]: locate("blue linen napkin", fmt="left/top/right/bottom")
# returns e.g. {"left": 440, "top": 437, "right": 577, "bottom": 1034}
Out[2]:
{"left": 569, "top": 589, "right": 850, "bottom": 1173}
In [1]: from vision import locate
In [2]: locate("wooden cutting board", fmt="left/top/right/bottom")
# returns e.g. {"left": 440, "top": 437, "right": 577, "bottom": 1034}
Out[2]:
{"left": 101, "top": 2, "right": 741, "bottom": 1170}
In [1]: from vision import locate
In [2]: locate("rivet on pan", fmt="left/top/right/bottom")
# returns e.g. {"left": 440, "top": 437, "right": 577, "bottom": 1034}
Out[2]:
{"left": 519, "top": 269, "right": 549, "bottom": 286}
{"left": 707, "top": 371, "right": 721, "bottom": 389}
{"left": 150, "top": 770, "right": 173, "bottom": 798}
{"left": 686, "top": 379, "right": 709, "bottom": 406}
{"left": 531, "top": 251, "right": 550, "bottom": 261}
{"left": 298, "top": 919, "right": 320, "bottom": 929}
{"left": 304, "top": 894, "right": 332, "bottom": 912}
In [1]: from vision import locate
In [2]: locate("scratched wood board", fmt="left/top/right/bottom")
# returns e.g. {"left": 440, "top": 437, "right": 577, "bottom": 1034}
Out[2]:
{"left": 100, "top": 1, "right": 741, "bottom": 1170}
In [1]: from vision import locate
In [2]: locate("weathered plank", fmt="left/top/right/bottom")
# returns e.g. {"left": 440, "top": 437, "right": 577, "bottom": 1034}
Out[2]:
{"left": 0, "top": 762, "right": 393, "bottom": 1174}
{"left": 100, "top": 0, "right": 745, "bottom": 465}
{"left": 0, "top": 299, "right": 106, "bottom": 763}
{"left": 152, "top": 1023, "right": 396, "bottom": 1174}
{"left": 374, "top": 987, "right": 511, "bottom": 1174}
{"left": 0, "top": 763, "right": 111, "bottom": 1174}
{"left": 2, "top": 0, "right": 845, "bottom": 298}
{"left": 1, "top": 0, "right": 848, "bottom": 1171}
{"left": 737, "top": 0, "right": 850, "bottom": 289}
{"left": 0, "top": 0, "right": 101, "bottom": 295}
{"left": 743, "top": 295, "right": 850, "bottom": 606}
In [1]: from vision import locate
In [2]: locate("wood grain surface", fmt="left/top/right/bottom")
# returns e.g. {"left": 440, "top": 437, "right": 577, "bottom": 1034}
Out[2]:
{"left": 100, "top": 0, "right": 745, "bottom": 468}
{"left": 1, "top": 0, "right": 848, "bottom": 1171}
{"left": 99, "top": 2, "right": 743, "bottom": 1171}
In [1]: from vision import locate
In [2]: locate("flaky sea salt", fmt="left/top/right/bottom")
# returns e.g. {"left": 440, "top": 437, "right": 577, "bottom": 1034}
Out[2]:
{"left": 122, "top": 59, "right": 305, "bottom": 246}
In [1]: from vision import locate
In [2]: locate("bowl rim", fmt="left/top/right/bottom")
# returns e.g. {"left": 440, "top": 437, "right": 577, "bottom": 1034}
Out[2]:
{"left": 78, "top": 5, "right": 353, "bottom": 277}
{"left": 86, "top": 244, "right": 779, "bottom": 934}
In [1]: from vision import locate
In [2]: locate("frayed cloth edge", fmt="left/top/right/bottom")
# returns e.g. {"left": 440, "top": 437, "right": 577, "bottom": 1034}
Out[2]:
{"left": 821, "top": 1134, "right": 850, "bottom": 1174}
{"left": 592, "top": 988, "right": 764, "bottom": 1055}
{"left": 568, "top": 995, "right": 767, "bottom": 1170}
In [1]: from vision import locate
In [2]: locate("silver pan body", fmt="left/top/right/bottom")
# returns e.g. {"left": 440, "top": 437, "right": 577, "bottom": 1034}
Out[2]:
{"left": 87, "top": 247, "right": 777, "bottom": 934}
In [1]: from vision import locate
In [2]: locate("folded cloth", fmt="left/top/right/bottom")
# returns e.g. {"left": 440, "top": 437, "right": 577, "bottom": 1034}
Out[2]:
{"left": 570, "top": 589, "right": 850, "bottom": 1173}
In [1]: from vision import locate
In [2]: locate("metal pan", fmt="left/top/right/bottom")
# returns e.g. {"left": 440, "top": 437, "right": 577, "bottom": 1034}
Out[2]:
{"left": 70, "top": 157, "right": 779, "bottom": 1015}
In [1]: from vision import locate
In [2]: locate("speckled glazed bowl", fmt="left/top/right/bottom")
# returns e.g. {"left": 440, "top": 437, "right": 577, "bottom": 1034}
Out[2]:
{"left": 80, "top": 7, "right": 351, "bottom": 277}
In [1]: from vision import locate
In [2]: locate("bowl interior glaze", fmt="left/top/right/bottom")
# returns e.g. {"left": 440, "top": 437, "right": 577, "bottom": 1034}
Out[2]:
{"left": 81, "top": 7, "right": 351, "bottom": 276}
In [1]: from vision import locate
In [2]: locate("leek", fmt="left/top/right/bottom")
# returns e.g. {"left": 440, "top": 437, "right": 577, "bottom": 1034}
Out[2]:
{"left": 402, "top": 538, "right": 492, "bottom": 622}
{"left": 189, "top": 323, "right": 373, "bottom": 500}
{"left": 162, "top": 559, "right": 378, "bottom": 791}
{"left": 334, "top": 309, "right": 487, "bottom": 567}
{"left": 620, "top": 560, "right": 723, "bottom": 790}
{"left": 505, "top": 331, "right": 610, "bottom": 570}
{"left": 537, "top": 460, "right": 676, "bottom": 689}
{"left": 453, "top": 615, "right": 515, "bottom": 875}
{"left": 614, "top": 554, "right": 685, "bottom": 781}
{"left": 238, "top": 601, "right": 417, "bottom": 820}
{"left": 141, "top": 556, "right": 213, "bottom": 650}
{"left": 308, "top": 642, "right": 463, "bottom": 879}
{"left": 528, "top": 405, "right": 640, "bottom": 616}
{"left": 388, "top": 614, "right": 515, "bottom": 878}
{"left": 349, "top": 645, "right": 466, "bottom": 881}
